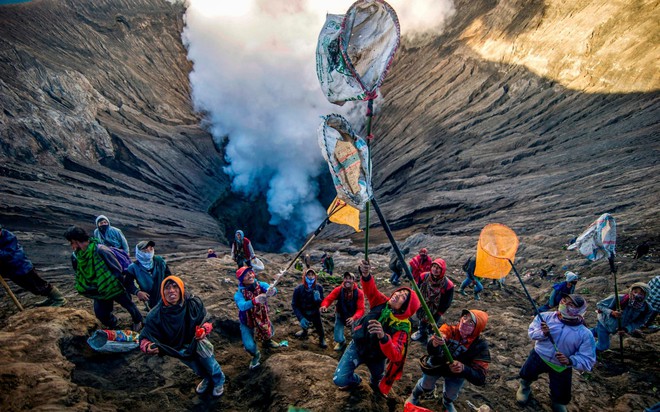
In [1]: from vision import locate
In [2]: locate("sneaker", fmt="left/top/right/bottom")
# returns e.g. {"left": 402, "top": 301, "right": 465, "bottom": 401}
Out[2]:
{"left": 333, "top": 342, "right": 346, "bottom": 351}
{"left": 212, "top": 385, "right": 224, "bottom": 397}
{"left": 294, "top": 329, "right": 308, "bottom": 338}
{"left": 319, "top": 338, "right": 328, "bottom": 349}
{"left": 196, "top": 379, "right": 209, "bottom": 394}
{"left": 249, "top": 351, "right": 261, "bottom": 370}
{"left": 411, "top": 330, "right": 426, "bottom": 342}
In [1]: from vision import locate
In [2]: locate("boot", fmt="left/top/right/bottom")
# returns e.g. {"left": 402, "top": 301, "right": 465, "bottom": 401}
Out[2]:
{"left": 319, "top": 337, "right": 328, "bottom": 349}
{"left": 458, "top": 288, "right": 467, "bottom": 296}
{"left": 516, "top": 379, "right": 532, "bottom": 404}
{"left": 551, "top": 403, "right": 568, "bottom": 412}
{"left": 35, "top": 287, "right": 67, "bottom": 307}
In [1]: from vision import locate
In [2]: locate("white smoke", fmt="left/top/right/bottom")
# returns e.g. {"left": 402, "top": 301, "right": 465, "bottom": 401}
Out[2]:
{"left": 181, "top": 0, "right": 455, "bottom": 249}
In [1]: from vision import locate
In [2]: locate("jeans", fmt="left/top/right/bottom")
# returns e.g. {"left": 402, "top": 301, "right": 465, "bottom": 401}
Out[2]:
{"left": 333, "top": 341, "right": 385, "bottom": 388}
{"left": 411, "top": 373, "right": 465, "bottom": 404}
{"left": 180, "top": 353, "right": 225, "bottom": 387}
{"left": 460, "top": 276, "right": 483, "bottom": 293}
{"left": 240, "top": 321, "right": 275, "bottom": 355}
{"left": 591, "top": 322, "right": 614, "bottom": 351}
{"left": 93, "top": 292, "right": 143, "bottom": 328}
{"left": 519, "top": 349, "right": 572, "bottom": 405}
{"left": 389, "top": 271, "right": 402, "bottom": 284}
{"left": 302, "top": 311, "right": 325, "bottom": 341}
{"left": 334, "top": 314, "right": 347, "bottom": 344}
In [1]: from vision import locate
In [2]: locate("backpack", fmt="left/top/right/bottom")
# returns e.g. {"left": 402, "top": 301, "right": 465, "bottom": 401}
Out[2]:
{"left": 103, "top": 246, "right": 131, "bottom": 273}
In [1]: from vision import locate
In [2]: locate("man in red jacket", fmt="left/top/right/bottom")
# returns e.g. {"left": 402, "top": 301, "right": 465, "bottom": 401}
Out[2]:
{"left": 333, "top": 260, "right": 421, "bottom": 395}
{"left": 321, "top": 272, "right": 365, "bottom": 351}
{"left": 409, "top": 248, "right": 432, "bottom": 285}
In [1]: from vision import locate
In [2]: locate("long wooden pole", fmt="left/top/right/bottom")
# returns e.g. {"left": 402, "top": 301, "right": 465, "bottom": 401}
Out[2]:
{"left": 0, "top": 276, "right": 24, "bottom": 311}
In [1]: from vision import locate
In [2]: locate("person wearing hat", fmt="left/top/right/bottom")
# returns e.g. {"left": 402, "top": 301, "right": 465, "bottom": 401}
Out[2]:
{"left": 93, "top": 215, "right": 129, "bottom": 255}
{"left": 412, "top": 258, "right": 455, "bottom": 343}
{"left": 592, "top": 282, "right": 653, "bottom": 351}
{"left": 538, "top": 271, "right": 579, "bottom": 312}
{"left": 0, "top": 225, "right": 67, "bottom": 307}
{"left": 64, "top": 225, "right": 143, "bottom": 330}
{"left": 409, "top": 248, "right": 432, "bottom": 285}
{"left": 292, "top": 268, "right": 327, "bottom": 348}
{"left": 333, "top": 260, "right": 421, "bottom": 396}
{"left": 406, "top": 309, "right": 490, "bottom": 412}
{"left": 231, "top": 230, "right": 255, "bottom": 268}
{"left": 320, "top": 271, "right": 365, "bottom": 351}
{"left": 124, "top": 240, "right": 172, "bottom": 313}
{"left": 234, "top": 266, "right": 279, "bottom": 370}
{"left": 140, "top": 276, "right": 225, "bottom": 397}
{"left": 516, "top": 294, "right": 596, "bottom": 412}
{"left": 207, "top": 249, "right": 217, "bottom": 258}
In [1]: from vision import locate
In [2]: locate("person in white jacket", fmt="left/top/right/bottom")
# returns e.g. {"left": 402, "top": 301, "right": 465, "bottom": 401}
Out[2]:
{"left": 516, "top": 294, "right": 596, "bottom": 412}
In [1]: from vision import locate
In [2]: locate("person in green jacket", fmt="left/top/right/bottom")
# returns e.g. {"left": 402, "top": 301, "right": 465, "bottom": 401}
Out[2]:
{"left": 64, "top": 225, "right": 142, "bottom": 330}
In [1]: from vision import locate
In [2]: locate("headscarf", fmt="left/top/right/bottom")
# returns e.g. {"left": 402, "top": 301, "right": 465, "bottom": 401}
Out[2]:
{"left": 235, "top": 230, "right": 244, "bottom": 241}
{"left": 565, "top": 271, "right": 579, "bottom": 283}
{"left": 136, "top": 246, "right": 154, "bottom": 270}
{"left": 629, "top": 282, "right": 650, "bottom": 309}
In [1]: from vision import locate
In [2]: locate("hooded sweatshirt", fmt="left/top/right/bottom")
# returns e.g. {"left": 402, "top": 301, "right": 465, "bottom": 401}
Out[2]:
{"left": 352, "top": 273, "right": 421, "bottom": 394}
{"left": 93, "top": 215, "right": 129, "bottom": 255}
{"left": 409, "top": 253, "right": 432, "bottom": 284}
{"left": 421, "top": 309, "right": 491, "bottom": 386}
{"left": 139, "top": 276, "right": 209, "bottom": 359}
{"left": 0, "top": 229, "right": 33, "bottom": 276}
{"left": 292, "top": 270, "right": 324, "bottom": 320}
{"left": 418, "top": 258, "right": 454, "bottom": 320}
{"left": 596, "top": 282, "right": 652, "bottom": 333}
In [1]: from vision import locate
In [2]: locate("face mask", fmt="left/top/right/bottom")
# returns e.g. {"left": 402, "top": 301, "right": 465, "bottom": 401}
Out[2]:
{"left": 459, "top": 321, "right": 475, "bottom": 338}
{"left": 632, "top": 293, "right": 645, "bottom": 302}
{"left": 136, "top": 249, "right": 154, "bottom": 269}
{"left": 305, "top": 277, "right": 315, "bottom": 287}
{"left": 99, "top": 225, "right": 108, "bottom": 233}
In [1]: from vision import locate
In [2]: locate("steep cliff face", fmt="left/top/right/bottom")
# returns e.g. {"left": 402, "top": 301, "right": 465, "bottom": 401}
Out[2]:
{"left": 340, "top": 0, "right": 660, "bottom": 253}
{"left": 0, "top": 0, "right": 230, "bottom": 259}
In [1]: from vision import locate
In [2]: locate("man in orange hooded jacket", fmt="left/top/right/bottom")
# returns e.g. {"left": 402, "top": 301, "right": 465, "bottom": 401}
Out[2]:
{"left": 406, "top": 309, "right": 490, "bottom": 412}
{"left": 333, "top": 260, "right": 421, "bottom": 395}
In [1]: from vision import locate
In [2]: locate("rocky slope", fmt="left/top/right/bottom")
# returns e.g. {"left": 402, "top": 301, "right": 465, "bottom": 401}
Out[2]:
{"left": 0, "top": 0, "right": 659, "bottom": 411}
{"left": 0, "top": 0, "right": 231, "bottom": 264}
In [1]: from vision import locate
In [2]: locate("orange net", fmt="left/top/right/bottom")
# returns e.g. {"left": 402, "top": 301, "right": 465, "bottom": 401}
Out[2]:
{"left": 474, "top": 223, "right": 519, "bottom": 279}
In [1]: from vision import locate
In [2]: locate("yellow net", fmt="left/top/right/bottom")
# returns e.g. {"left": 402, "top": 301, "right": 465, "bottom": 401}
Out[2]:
{"left": 474, "top": 223, "right": 519, "bottom": 279}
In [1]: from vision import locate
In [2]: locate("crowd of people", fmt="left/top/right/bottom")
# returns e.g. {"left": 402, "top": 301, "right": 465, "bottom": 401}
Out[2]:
{"left": 0, "top": 220, "right": 658, "bottom": 411}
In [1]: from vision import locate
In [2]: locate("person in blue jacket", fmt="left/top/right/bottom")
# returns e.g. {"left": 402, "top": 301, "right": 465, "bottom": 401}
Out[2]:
{"left": 234, "top": 266, "right": 278, "bottom": 370}
{"left": 538, "top": 271, "right": 579, "bottom": 312}
{"left": 124, "top": 240, "right": 172, "bottom": 312}
{"left": 292, "top": 268, "right": 327, "bottom": 348}
{"left": 0, "top": 225, "right": 66, "bottom": 307}
{"left": 516, "top": 294, "right": 596, "bottom": 412}
{"left": 93, "top": 215, "right": 130, "bottom": 255}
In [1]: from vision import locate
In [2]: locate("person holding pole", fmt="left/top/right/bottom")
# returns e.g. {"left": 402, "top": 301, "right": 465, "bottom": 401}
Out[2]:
{"left": 516, "top": 294, "right": 596, "bottom": 412}
{"left": 320, "top": 271, "right": 365, "bottom": 351}
{"left": 592, "top": 282, "right": 652, "bottom": 352}
{"left": 333, "top": 259, "right": 420, "bottom": 395}
{"left": 406, "top": 309, "right": 490, "bottom": 412}
{"left": 412, "top": 258, "right": 454, "bottom": 343}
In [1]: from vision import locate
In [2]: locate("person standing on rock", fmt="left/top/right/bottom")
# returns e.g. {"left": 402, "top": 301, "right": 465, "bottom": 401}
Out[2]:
{"left": 457, "top": 257, "right": 483, "bottom": 301}
{"left": 538, "top": 271, "right": 579, "bottom": 312}
{"left": 412, "top": 258, "right": 454, "bottom": 343}
{"left": 140, "top": 276, "right": 225, "bottom": 397}
{"left": 231, "top": 230, "right": 255, "bottom": 268}
{"left": 592, "top": 282, "right": 652, "bottom": 352}
{"left": 333, "top": 259, "right": 421, "bottom": 395}
{"left": 64, "top": 225, "right": 143, "bottom": 330}
{"left": 320, "top": 271, "right": 365, "bottom": 351}
{"left": 292, "top": 268, "right": 327, "bottom": 348}
{"left": 516, "top": 294, "right": 596, "bottom": 412}
{"left": 93, "top": 215, "right": 130, "bottom": 255}
{"left": 234, "top": 266, "right": 279, "bottom": 370}
{"left": 124, "top": 240, "right": 171, "bottom": 311}
{"left": 409, "top": 248, "right": 432, "bottom": 285}
{"left": 0, "top": 225, "right": 67, "bottom": 307}
{"left": 406, "top": 309, "right": 491, "bottom": 412}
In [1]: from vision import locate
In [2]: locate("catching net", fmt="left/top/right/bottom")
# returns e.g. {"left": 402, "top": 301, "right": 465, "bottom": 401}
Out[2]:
{"left": 318, "top": 114, "right": 372, "bottom": 209}
{"left": 474, "top": 223, "right": 519, "bottom": 279}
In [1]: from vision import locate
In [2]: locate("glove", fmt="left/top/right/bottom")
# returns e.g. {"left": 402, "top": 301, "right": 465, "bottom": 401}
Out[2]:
{"left": 254, "top": 294, "right": 268, "bottom": 305}
{"left": 300, "top": 318, "right": 310, "bottom": 329}
{"left": 266, "top": 287, "right": 277, "bottom": 297}
{"left": 313, "top": 290, "right": 321, "bottom": 301}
